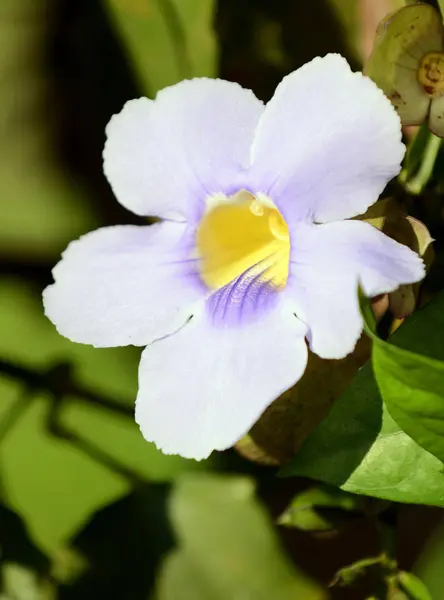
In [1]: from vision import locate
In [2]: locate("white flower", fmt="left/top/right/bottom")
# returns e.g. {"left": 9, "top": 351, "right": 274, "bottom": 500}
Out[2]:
{"left": 43, "top": 54, "right": 424, "bottom": 460}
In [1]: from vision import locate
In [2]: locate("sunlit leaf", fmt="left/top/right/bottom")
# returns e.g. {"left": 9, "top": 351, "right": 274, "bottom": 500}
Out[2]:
{"left": 280, "top": 345, "right": 444, "bottom": 507}
{"left": 0, "top": 280, "right": 207, "bottom": 552}
{"left": 364, "top": 292, "right": 444, "bottom": 464}
{"left": 2, "top": 393, "right": 129, "bottom": 558}
{"left": 157, "top": 475, "right": 327, "bottom": 600}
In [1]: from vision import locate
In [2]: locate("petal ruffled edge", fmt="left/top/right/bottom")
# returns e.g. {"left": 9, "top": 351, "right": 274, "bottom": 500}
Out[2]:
{"left": 43, "top": 222, "right": 206, "bottom": 348}
{"left": 135, "top": 297, "right": 308, "bottom": 459}
{"left": 104, "top": 79, "right": 264, "bottom": 221}
{"left": 249, "top": 54, "right": 405, "bottom": 225}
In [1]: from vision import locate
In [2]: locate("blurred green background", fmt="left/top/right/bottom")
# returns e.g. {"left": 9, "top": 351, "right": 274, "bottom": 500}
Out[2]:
{"left": 0, "top": 0, "right": 442, "bottom": 598}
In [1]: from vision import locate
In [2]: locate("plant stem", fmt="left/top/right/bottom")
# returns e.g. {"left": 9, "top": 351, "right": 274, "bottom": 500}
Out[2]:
{"left": 0, "top": 389, "right": 33, "bottom": 443}
{"left": 404, "top": 133, "right": 442, "bottom": 195}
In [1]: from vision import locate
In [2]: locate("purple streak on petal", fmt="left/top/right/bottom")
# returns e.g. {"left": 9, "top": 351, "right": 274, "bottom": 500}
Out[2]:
{"left": 207, "top": 260, "right": 280, "bottom": 327}
{"left": 136, "top": 296, "right": 308, "bottom": 459}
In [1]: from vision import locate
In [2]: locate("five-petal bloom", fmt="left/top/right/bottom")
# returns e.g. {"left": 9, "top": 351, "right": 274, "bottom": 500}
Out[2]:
{"left": 43, "top": 54, "right": 425, "bottom": 460}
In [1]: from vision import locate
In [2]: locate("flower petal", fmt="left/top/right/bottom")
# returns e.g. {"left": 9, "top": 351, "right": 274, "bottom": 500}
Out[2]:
{"left": 287, "top": 220, "right": 425, "bottom": 359}
{"left": 103, "top": 80, "right": 264, "bottom": 221}
{"left": 135, "top": 299, "right": 308, "bottom": 459}
{"left": 249, "top": 54, "right": 404, "bottom": 224}
{"left": 43, "top": 222, "right": 206, "bottom": 347}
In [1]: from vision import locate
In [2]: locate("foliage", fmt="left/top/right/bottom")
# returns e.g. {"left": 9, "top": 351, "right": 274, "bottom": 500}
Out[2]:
{"left": 277, "top": 484, "right": 373, "bottom": 532}
{"left": 103, "top": 0, "right": 216, "bottom": 96}
{"left": 1, "top": 0, "right": 444, "bottom": 598}
{"left": 157, "top": 475, "right": 326, "bottom": 600}
{"left": 282, "top": 293, "right": 444, "bottom": 507}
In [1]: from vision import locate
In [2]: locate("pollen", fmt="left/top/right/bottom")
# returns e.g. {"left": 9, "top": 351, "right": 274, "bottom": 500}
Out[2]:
{"left": 196, "top": 190, "right": 290, "bottom": 291}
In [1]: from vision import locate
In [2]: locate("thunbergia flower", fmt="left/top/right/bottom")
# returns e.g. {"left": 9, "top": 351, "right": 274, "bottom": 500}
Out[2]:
{"left": 43, "top": 54, "right": 424, "bottom": 460}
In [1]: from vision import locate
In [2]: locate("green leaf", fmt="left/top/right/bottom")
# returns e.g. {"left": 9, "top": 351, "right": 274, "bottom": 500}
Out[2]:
{"left": 157, "top": 474, "right": 326, "bottom": 600}
{"left": 383, "top": 291, "right": 444, "bottom": 360}
{"left": 103, "top": 0, "right": 217, "bottom": 96}
{"left": 0, "top": 280, "right": 207, "bottom": 553}
{"left": 280, "top": 350, "right": 444, "bottom": 507}
{"left": 398, "top": 572, "right": 432, "bottom": 600}
{"left": 278, "top": 485, "right": 362, "bottom": 532}
{"left": 2, "top": 388, "right": 129, "bottom": 556}
{"left": 364, "top": 292, "right": 444, "bottom": 464}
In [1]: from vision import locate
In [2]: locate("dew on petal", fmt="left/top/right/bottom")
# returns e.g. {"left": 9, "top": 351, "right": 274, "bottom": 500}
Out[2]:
{"left": 249, "top": 199, "right": 265, "bottom": 216}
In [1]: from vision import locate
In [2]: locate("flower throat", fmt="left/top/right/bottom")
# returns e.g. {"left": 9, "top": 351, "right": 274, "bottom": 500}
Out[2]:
{"left": 196, "top": 190, "right": 290, "bottom": 291}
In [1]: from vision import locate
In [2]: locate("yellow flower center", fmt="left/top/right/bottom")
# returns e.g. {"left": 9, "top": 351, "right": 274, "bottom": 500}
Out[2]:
{"left": 196, "top": 190, "right": 290, "bottom": 291}
{"left": 418, "top": 52, "right": 444, "bottom": 97}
